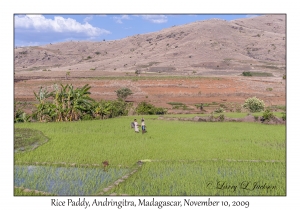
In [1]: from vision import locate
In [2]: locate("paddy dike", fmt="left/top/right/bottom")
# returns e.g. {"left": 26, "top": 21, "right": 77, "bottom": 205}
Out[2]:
{"left": 158, "top": 114, "right": 285, "bottom": 124}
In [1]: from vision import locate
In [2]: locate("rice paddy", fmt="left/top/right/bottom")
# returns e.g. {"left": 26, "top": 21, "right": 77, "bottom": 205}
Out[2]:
{"left": 14, "top": 165, "right": 130, "bottom": 195}
{"left": 14, "top": 115, "right": 286, "bottom": 196}
{"left": 109, "top": 161, "right": 285, "bottom": 196}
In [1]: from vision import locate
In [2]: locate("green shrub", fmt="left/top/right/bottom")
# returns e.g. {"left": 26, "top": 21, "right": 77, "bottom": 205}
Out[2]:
{"left": 262, "top": 109, "right": 275, "bottom": 121}
{"left": 242, "top": 71, "right": 252, "bottom": 76}
{"left": 236, "top": 107, "right": 242, "bottom": 113}
{"left": 283, "top": 74, "right": 286, "bottom": 79}
{"left": 266, "top": 88, "right": 273, "bottom": 91}
{"left": 281, "top": 112, "right": 286, "bottom": 121}
{"left": 115, "top": 88, "right": 133, "bottom": 100}
{"left": 214, "top": 107, "right": 224, "bottom": 113}
{"left": 276, "top": 105, "right": 286, "bottom": 111}
{"left": 219, "top": 114, "right": 225, "bottom": 122}
{"left": 81, "top": 114, "right": 93, "bottom": 121}
{"left": 168, "top": 102, "right": 185, "bottom": 106}
{"left": 155, "top": 107, "right": 168, "bottom": 115}
{"left": 173, "top": 105, "right": 180, "bottom": 109}
{"left": 14, "top": 109, "right": 30, "bottom": 123}
{"left": 220, "top": 104, "right": 226, "bottom": 108}
{"left": 135, "top": 101, "right": 167, "bottom": 115}
{"left": 243, "top": 97, "right": 265, "bottom": 112}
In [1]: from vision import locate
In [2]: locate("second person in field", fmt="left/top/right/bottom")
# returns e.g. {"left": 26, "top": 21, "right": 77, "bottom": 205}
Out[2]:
{"left": 141, "top": 118, "right": 146, "bottom": 134}
{"left": 134, "top": 119, "right": 139, "bottom": 133}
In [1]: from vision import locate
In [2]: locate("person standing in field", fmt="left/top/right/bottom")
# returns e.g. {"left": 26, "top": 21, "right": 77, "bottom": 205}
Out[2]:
{"left": 141, "top": 119, "right": 146, "bottom": 134}
{"left": 134, "top": 119, "right": 139, "bottom": 133}
{"left": 131, "top": 121, "right": 135, "bottom": 129}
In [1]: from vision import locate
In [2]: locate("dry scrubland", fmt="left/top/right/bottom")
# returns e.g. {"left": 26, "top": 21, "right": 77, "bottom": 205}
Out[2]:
{"left": 14, "top": 15, "right": 286, "bottom": 110}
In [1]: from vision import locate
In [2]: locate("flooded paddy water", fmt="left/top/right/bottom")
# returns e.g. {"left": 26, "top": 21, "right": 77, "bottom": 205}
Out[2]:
{"left": 14, "top": 165, "right": 131, "bottom": 195}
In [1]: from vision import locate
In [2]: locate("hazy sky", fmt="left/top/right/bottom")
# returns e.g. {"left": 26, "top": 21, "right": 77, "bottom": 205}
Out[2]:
{"left": 14, "top": 14, "right": 260, "bottom": 47}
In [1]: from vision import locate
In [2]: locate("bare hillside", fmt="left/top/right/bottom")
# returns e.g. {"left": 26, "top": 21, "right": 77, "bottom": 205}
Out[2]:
{"left": 14, "top": 15, "right": 286, "bottom": 77}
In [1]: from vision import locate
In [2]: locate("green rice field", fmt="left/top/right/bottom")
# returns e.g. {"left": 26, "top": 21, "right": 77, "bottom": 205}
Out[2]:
{"left": 14, "top": 115, "right": 286, "bottom": 196}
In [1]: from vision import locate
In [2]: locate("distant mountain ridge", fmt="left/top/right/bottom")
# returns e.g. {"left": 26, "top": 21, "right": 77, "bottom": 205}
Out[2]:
{"left": 14, "top": 15, "right": 286, "bottom": 77}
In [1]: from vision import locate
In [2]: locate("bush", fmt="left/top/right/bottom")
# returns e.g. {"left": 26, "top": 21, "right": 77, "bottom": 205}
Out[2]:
{"left": 168, "top": 102, "right": 185, "bottom": 106}
{"left": 173, "top": 105, "right": 180, "bottom": 109}
{"left": 262, "top": 109, "right": 275, "bottom": 121}
{"left": 243, "top": 97, "right": 265, "bottom": 112}
{"left": 214, "top": 107, "right": 224, "bottom": 113}
{"left": 111, "top": 99, "right": 132, "bottom": 117}
{"left": 115, "top": 88, "right": 133, "bottom": 100}
{"left": 219, "top": 114, "right": 225, "bottom": 122}
{"left": 220, "top": 104, "right": 226, "bottom": 108}
{"left": 14, "top": 109, "right": 30, "bottom": 123}
{"left": 266, "top": 88, "right": 273, "bottom": 91}
{"left": 242, "top": 71, "right": 252, "bottom": 76}
{"left": 135, "top": 101, "right": 167, "bottom": 115}
{"left": 281, "top": 112, "right": 286, "bottom": 121}
{"left": 155, "top": 107, "right": 167, "bottom": 115}
{"left": 81, "top": 114, "right": 93, "bottom": 121}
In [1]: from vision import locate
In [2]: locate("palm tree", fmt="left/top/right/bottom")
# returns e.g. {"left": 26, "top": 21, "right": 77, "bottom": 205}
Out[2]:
{"left": 94, "top": 100, "right": 113, "bottom": 119}
{"left": 52, "top": 84, "right": 68, "bottom": 121}
{"left": 33, "top": 86, "right": 55, "bottom": 122}
{"left": 32, "top": 84, "right": 95, "bottom": 122}
{"left": 71, "top": 84, "right": 94, "bottom": 120}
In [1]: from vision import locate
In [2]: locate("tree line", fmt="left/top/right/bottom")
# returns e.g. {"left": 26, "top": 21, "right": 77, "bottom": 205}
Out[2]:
{"left": 14, "top": 85, "right": 167, "bottom": 123}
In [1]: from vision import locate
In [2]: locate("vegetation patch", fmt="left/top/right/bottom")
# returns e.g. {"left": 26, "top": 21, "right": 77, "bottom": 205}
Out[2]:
{"left": 266, "top": 87, "right": 273, "bottom": 91}
{"left": 242, "top": 71, "right": 273, "bottom": 77}
{"left": 242, "top": 71, "right": 252, "bottom": 76}
{"left": 262, "top": 109, "right": 275, "bottom": 122}
{"left": 251, "top": 72, "right": 273, "bottom": 77}
{"left": 14, "top": 128, "right": 49, "bottom": 152}
{"left": 167, "top": 102, "right": 185, "bottom": 106}
{"left": 136, "top": 101, "right": 167, "bottom": 115}
{"left": 243, "top": 97, "right": 265, "bottom": 113}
